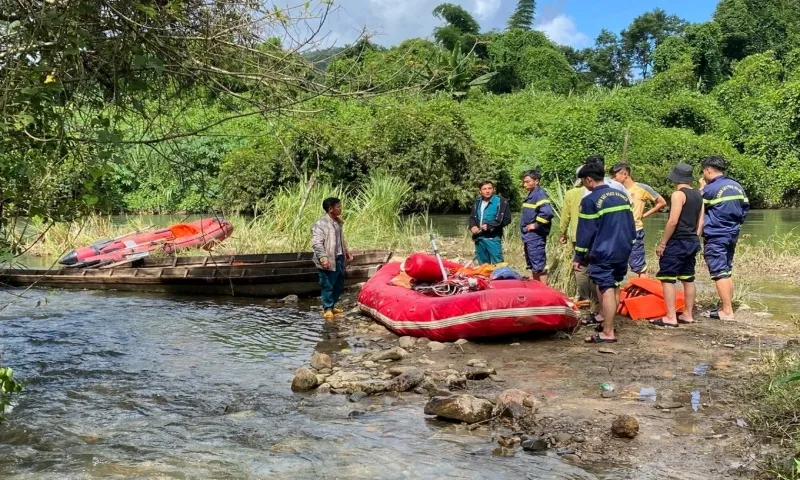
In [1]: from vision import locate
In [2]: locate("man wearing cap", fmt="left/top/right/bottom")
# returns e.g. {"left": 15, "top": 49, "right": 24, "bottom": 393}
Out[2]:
{"left": 520, "top": 169, "right": 553, "bottom": 284}
{"left": 700, "top": 156, "right": 749, "bottom": 321}
{"left": 573, "top": 159, "right": 636, "bottom": 343}
{"left": 651, "top": 163, "right": 703, "bottom": 327}
{"left": 469, "top": 180, "right": 512, "bottom": 265}
{"left": 611, "top": 162, "right": 667, "bottom": 277}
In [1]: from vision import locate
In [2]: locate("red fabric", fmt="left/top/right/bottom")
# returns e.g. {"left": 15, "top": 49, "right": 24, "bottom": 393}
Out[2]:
{"left": 402, "top": 253, "right": 462, "bottom": 283}
{"left": 618, "top": 278, "right": 685, "bottom": 320}
{"left": 358, "top": 262, "right": 581, "bottom": 341}
{"left": 66, "top": 217, "right": 233, "bottom": 265}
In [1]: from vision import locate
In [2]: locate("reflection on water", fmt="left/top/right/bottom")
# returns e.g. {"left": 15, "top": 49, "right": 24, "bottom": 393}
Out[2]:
{"left": 0, "top": 289, "right": 596, "bottom": 479}
{"left": 427, "top": 210, "right": 800, "bottom": 247}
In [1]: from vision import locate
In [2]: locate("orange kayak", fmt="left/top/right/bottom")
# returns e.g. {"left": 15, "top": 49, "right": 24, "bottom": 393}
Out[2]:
{"left": 617, "top": 278, "right": 685, "bottom": 320}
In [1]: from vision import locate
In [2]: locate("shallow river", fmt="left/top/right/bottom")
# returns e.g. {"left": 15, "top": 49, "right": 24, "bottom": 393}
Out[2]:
{"left": 0, "top": 289, "right": 597, "bottom": 479}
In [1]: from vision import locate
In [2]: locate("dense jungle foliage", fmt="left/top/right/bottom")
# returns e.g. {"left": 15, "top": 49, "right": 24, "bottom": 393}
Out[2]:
{"left": 3, "top": 0, "right": 800, "bottom": 252}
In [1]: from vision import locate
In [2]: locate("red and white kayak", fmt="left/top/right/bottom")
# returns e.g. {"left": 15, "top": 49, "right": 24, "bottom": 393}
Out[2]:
{"left": 358, "top": 262, "right": 580, "bottom": 341}
{"left": 59, "top": 217, "right": 233, "bottom": 267}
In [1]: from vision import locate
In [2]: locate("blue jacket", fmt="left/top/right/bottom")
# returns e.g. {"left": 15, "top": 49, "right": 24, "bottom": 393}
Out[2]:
{"left": 574, "top": 185, "right": 636, "bottom": 265}
{"left": 520, "top": 186, "right": 554, "bottom": 240}
{"left": 701, "top": 175, "right": 749, "bottom": 240}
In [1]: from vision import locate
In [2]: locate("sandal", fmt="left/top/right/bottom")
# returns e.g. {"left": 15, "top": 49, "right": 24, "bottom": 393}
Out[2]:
{"left": 585, "top": 333, "right": 617, "bottom": 343}
{"left": 677, "top": 317, "right": 696, "bottom": 325}
{"left": 649, "top": 319, "right": 679, "bottom": 328}
{"left": 704, "top": 309, "right": 720, "bottom": 320}
{"left": 582, "top": 314, "right": 603, "bottom": 326}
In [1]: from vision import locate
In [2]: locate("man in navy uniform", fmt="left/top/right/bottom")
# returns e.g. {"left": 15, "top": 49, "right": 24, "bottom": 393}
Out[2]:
{"left": 520, "top": 169, "right": 554, "bottom": 284}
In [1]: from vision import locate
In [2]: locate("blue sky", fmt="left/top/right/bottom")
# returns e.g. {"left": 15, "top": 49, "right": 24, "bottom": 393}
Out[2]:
{"left": 322, "top": 0, "right": 720, "bottom": 48}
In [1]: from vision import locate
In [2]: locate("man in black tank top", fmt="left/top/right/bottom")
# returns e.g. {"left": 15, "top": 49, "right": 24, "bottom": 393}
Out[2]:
{"left": 651, "top": 163, "right": 703, "bottom": 327}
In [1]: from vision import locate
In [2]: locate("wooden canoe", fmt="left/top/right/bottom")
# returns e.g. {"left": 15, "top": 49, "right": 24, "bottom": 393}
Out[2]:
{"left": 0, "top": 250, "right": 392, "bottom": 298}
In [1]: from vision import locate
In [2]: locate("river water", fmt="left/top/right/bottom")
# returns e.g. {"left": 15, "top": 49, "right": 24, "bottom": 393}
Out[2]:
{"left": 0, "top": 289, "right": 596, "bottom": 479}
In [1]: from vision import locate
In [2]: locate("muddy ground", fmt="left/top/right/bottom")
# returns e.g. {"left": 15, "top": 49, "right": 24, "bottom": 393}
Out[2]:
{"left": 298, "top": 289, "right": 800, "bottom": 479}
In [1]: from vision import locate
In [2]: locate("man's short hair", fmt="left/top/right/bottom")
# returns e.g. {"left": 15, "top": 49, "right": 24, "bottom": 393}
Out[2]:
{"left": 584, "top": 155, "right": 605, "bottom": 168}
{"left": 610, "top": 162, "right": 631, "bottom": 176}
{"left": 322, "top": 197, "right": 341, "bottom": 212}
{"left": 522, "top": 169, "right": 541, "bottom": 180}
{"left": 479, "top": 180, "right": 494, "bottom": 188}
{"left": 578, "top": 161, "right": 604, "bottom": 182}
{"left": 701, "top": 155, "right": 727, "bottom": 172}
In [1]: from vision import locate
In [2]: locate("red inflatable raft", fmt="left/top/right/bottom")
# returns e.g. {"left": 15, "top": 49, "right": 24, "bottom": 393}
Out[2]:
{"left": 358, "top": 262, "right": 580, "bottom": 341}
{"left": 59, "top": 217, "right": 233, "bottom": 267}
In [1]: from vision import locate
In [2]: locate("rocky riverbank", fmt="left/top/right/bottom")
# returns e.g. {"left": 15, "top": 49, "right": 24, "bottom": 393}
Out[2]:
{"left": 290, "top": 294, "right": 800, "bottom": 478}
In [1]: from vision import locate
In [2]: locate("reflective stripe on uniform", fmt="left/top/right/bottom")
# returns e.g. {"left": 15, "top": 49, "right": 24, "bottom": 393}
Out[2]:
{"left": 656, "top": 276, "right": 677, "bottom": 281}
{"left": 579, "top": 204, "right": 632, "bottom": 220}
{"left": 535, "top": 216, "right": 550, "bottom": 224}
{"left": 704, "top": 195, "right": 749, "bottom": 205}
{"left": 523, "top": 199, "right": 551, "bottom": 209}
{"left": 575, "top": 246, "right": 588, "bottom": 253}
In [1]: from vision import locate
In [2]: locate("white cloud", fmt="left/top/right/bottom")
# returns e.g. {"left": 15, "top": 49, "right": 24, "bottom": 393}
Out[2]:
{"left": 473, "top": 0, "right": 501, "bottom": 19}
{"left": 534, "top": 13, "right": 589, "bottom": 48}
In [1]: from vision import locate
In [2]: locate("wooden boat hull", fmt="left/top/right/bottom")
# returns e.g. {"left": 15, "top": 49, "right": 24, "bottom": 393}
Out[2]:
{"left": 1, "top": 251, "right": 391, "bottom": 298}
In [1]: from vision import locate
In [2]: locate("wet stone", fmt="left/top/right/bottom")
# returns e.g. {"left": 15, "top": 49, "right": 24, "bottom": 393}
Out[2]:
{"left": 494, "top": 389, "right": 536, "bottom": 419}
{"left": 428, "top": 341, "right": 447, "bottom": 352}
{"left": 310, "top": 352, "right": 332, "bottom": 370}
{"left": 424, "top": 395, "right": 494, "bottom": 424}
{"left": 386, "top": 368, "right": 425, "bottom": 392}
{"left": 348, "top": 391, "right": 368, "bottom": 402}
{"left": 555, "top": 433, "right": 573, "bottom": 444}
{"left": 291, "top": 368, "right": 318, "bottom": 392}
{"left": 280, "top": 295, "right": 299, "bottom": 306}
{"left": 521, "top": 437, "right": 548, "bottom": 452}
{"left": 492, "top": 447, "right": 516, "bottom": 457}
{"left": 466, "top": 367, "right": 494, "bottom": 380}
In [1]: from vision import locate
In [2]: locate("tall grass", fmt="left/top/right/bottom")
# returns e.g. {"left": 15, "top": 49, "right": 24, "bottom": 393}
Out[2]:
{"left": 24, "top": 174, "right": 426, "bottom": 257}
{"left": 746, "top": 349, "right": 800, "bottom": 479}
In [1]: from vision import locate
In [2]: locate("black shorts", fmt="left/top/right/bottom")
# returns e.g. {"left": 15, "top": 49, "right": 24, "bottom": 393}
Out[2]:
{"left": 657, "top": 239, "right": 701, "bottom": 283}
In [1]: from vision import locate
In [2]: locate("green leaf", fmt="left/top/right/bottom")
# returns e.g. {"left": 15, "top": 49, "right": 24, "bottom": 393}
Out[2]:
{"left": 771, "top": 371, "right": 800, "bottom": 389}
{"left": 83, "top": 195, "right": 99, "bottom": 206}
{"left": 469, "top": 72, "right": 498, "bottom": 86}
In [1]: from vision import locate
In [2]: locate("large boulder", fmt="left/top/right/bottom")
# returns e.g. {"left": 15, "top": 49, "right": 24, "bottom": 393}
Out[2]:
{"left": 310, "top": 353, "right": 332, "bottom": 370}
{"left": 493, "top": 389, "right": 537, "bottom": 419}
{"left": 291, "top": 368, "right": 319, "bottom": 392}
{"left": 424, "top": 395, "right": 494, "bottom": 424}
{"left": 386, "top": 368, "right": 425, "bottom": 392}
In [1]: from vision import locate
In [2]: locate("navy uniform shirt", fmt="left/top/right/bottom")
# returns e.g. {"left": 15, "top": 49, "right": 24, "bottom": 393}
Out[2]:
{"left": 701, "top": 176, "right": 749, "bottom": 239}
{"left": 520, "top": 186, "right": 554, "bottom": 240}
{"left": 574, "top": 184, "right": 636, "bottom": 265}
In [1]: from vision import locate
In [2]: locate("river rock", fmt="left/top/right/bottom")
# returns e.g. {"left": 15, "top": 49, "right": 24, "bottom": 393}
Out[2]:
{"left": 315, "top": 374, "right": 329, "bottom": 384}
{"left": 386, "top": 368, "right": 425, "bottom": 392}
{"left": 611, "top": 415, "right": 640, "bottom": 438}
{"left": 280, "top": 295, "right": 299, "bottom": 306}
{"left": 362, "top": 361, "right": 379, "bottom": 368}
{"left": 467, "top": 358, "right": 487, "bottom": 368}
{"left": 388, "top": 366, "right": 416, "bottom": 376}
{"left": 455, "top": 339, "right": 469, "bottom": 346}
{"left": 521, "top": 436, "right": 548, "bottom": 452}
{"left": 555, "top": 432, "right": 573, "bottom": 444}
{"left": 424, "top": 395, "right": 494, "bottom": 424}
{"left": 369, "top": 347, "right": 409, "bottom": 362}
{"left": 348, "top": 391, "right": 368, "bottom": 402}
{"left": 428, "top": 341, "right": 446, "bottom": 351}
{"left": 493, "top": 389, "right": 536, "bottom": 419}
{"left": 445, "top": 374, "right": 467, "bottom": 389}
{"left": 466, "top": 367, "right": 494, "bottom": 380}
{"left": 398, "top": 336, "right": 417, "bottom": 349}
{"left": 317, "top": 383, "right": 331, "bottom": 394}
{"left": 310, "top": 352, "right": 332, "bottom": 370}
{"left": 291, "top": 368, "right": 319, "bottom": 392}
{"left": 417, "top": 337, "right": 431, "bottom": 345}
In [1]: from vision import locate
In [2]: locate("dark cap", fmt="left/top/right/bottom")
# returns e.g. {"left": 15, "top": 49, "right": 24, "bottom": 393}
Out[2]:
{"left": 700, "top": 156, "right": 727, "bottom": 172}
{"left": 668, "top": 163, "right": 694, "bottom": 184}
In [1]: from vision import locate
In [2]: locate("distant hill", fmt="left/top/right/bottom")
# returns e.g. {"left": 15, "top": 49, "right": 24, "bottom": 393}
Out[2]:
{"left": 304, "top": 47, "right": 346, "bottom": 71}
